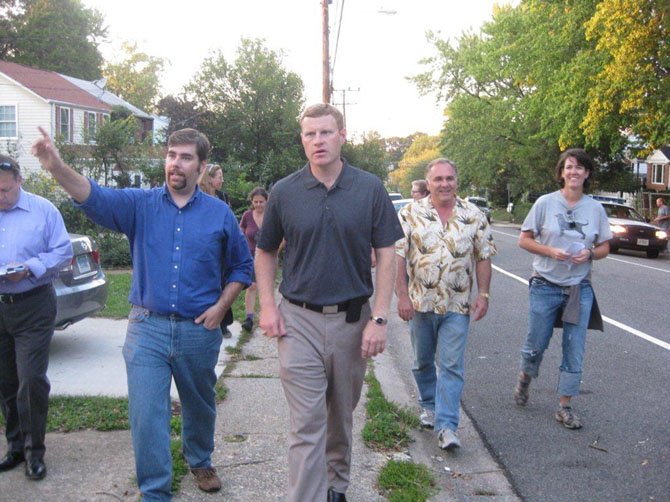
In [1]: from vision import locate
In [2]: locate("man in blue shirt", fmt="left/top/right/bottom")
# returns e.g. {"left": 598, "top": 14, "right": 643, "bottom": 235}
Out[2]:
{"left": 32, "top": 128, "right": 253, "bottom": 500}
{"left": 0, "top": 155, "right": 72, "bottom": 481}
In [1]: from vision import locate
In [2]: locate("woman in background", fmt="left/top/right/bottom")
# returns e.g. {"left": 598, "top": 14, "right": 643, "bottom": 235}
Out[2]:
{"left": 198, "top": 164, "right": 234, "bottom": 338}
{"left": 199, "top": 164, "right": 229, "bottom": 204}
{"left": 239, "top": 187, "right": 268, "bottom": 332}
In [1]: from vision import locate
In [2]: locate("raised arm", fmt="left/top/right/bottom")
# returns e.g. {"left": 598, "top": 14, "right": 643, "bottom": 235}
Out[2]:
{"left": 31, "top": 127, "right": 91, "bottom": 203}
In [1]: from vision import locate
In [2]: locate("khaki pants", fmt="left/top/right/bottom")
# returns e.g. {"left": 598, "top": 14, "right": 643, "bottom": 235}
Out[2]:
{"left": 278, "top": 298, "right": 370, "bottom": 502}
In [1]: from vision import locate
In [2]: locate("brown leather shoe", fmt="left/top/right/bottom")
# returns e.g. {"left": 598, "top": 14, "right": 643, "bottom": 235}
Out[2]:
{"left": 192, "top": 466, "right": 222, "bottom": 493}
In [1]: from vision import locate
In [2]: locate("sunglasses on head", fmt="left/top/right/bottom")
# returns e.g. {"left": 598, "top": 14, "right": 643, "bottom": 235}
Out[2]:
{"left": 0, "top": 161, "right": 19, "bottom": 173}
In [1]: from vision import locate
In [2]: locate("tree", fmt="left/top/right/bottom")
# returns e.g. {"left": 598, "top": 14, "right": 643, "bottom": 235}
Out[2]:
{"left": 342, "top": 131, "right": 389, "bottom": 180}
{"left": 156, "top": 94, "right": 203, "bottom": 137}
{"left": 7, "top": 0, "right": 106, "bottom": 79}
{"left": 584, "top": 0, "right": 670, "bottom": 149}
{"left": 412, "top": 0, "right": 638, "bottom": 196}
{"left": 185, "top": 38, "right": 305, "bottom": 186}
{"left": 388, "top": 134, "right": 440, "bottom": 195}
{"left": 103, "top": 42, "right": 165, "bottom": 113}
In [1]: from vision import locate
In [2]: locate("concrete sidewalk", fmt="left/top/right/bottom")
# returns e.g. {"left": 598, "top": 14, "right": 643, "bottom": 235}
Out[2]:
{"left": 1, "top": 316, "right": 519, "bottom": 501}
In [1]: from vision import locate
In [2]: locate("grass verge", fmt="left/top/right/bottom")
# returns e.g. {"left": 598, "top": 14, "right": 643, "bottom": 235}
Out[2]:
{"left": 362, "top": 369, "right": 419, "bottom": 451}
{"left": 363, "top": 366, "right": 437, "bottom": 501}
{"left": 378, "top": 460, "right": 437, "bottom": 502}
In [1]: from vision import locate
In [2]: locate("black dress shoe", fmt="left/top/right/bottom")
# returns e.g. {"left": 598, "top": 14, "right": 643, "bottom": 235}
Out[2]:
{"left": 25, "top": 458, "right": 46, "bottom": 480}
{"left": 327, "top": 487, "right": 347, "bottom": 502}
{"left": 0, "top": 451, "right": 25, "bottom": 472}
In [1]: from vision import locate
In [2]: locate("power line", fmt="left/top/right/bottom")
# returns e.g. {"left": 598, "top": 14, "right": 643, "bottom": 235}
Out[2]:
{"left": 330, "top": 0, "right": 345, "bottom": 91}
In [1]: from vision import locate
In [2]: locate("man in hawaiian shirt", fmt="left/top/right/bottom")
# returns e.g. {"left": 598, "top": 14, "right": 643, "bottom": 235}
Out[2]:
{"left": 395, "top": 158, "right": 496, "bottom": 450}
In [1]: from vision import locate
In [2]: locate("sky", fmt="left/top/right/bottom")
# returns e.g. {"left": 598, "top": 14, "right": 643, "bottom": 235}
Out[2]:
{"left": 84, "top": 0, "right": 516, "bottom": 139}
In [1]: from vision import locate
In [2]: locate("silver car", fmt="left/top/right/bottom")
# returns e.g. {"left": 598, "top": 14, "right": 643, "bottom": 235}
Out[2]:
{"left": 54, "top": 234, "right": 108, "bottom": 329}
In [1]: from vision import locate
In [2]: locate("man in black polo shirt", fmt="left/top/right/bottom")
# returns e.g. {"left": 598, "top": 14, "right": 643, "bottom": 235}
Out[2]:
{"left": 256, "top": 104, "right": 403, "bottom": 502}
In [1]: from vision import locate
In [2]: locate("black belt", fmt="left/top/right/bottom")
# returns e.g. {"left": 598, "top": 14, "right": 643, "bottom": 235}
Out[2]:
{"left": 0, "top": 284, "right": 50, "bottom": 304}
{"left": 287, "top": 298, "right": 351, "bottom": 314}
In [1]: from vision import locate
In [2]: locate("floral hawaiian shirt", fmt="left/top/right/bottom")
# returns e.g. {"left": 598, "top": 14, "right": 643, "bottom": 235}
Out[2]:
{"left": 395, "top": 196, "right": 497, "bottom": 315}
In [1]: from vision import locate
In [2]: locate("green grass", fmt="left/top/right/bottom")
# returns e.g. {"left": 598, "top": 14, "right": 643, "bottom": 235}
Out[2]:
{"left": 0, "top": 395, "right": 130, "bottom": 432}
{"left": 98, "top": 271, "right": 247, "bottom": 322}
{"left": 378, "top": 460, "right": 437, "bottom": 502}
{"left": 170, "top": 414, "right": 189, "bottom": 493}
{"left": 362, "top": 369, "right": 419, "bottom": 451}
{"left": 97, "top": 271, "right": 132, "bottom": 318}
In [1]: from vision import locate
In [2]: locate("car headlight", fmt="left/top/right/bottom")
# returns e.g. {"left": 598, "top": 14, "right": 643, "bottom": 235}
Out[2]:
{"left": 610, "top": 224, "right": 626, "bottom": 234}
{"left": 656, "top": 230, "right": 668, "bottom": 239}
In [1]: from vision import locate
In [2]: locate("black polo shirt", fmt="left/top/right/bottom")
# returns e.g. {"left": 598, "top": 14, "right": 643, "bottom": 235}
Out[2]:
{"left": 257, "top": 161, "right": 403, "bottom": 305}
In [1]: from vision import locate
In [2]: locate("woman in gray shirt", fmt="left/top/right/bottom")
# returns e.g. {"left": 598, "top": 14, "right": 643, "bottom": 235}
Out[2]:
{"left": 514, "top": 148, "right": 612, "bottom": 429}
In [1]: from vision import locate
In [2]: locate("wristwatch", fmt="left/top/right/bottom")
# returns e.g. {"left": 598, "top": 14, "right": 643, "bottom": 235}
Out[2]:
{"left": 370, "top": 316, "right": 388, "bottom": 325}
{"left": 479, "top": 292, "right": 490, "bottom": 300}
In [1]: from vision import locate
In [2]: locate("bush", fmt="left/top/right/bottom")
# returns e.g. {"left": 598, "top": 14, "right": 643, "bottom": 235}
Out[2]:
{"left": 97, "top": 232, "right": 132, "bottom": 268}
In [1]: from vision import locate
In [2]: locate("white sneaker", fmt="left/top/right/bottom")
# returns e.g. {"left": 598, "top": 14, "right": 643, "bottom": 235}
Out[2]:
{"left": 419, "top": 408, "right": 435, "bottom": 428}
{"left": 437, "top": 428, "right": 461, "bottom": 450}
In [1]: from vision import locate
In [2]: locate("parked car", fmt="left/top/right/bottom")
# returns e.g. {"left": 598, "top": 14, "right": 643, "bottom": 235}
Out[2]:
{"left": 466, "top": 196, "right": 492, "bottom": 223}
{"left": 392, "top": 198, "right": 413, "bottom": 213}
{"left": 601, "top": 202, "right": 668, "bottom": 258}
{"left": 388, "top": 192, "right": 403, "bottom": 201}
{"left": 54, "top": 234, "right": 108, "bottom": 329}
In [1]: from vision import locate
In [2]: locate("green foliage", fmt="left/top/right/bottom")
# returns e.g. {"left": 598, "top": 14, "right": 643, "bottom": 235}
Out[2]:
{"left": 183, "top": 38, "right": 305, "bottom": 186}
{"left": 362, "top": 370, "right": 419, "bottom": 451}
{"left": 169, "top": 415, "right": 189, "bottom": 493}
{"left": 96, "top": 232, "right": 132, "bottom": 268}
{"left": 103, "top": 42, "right": 166, "bottom": 113}
{"left": 97, "top": 272, "right": 131, "bottom": 319}
{"left": 413, "top": 0, "right": 669, "bottom": 196}
{"left": 342, "top": 131, "right": 390, "bottom": 180}
{"left": 389, "top": 134, "right": 440, "bottom": 195}
{"left": 5, "top": 0, "right": 106, "bottom": 79}
{"left": 378, "top": 460, "right": 437, "bottom": 502}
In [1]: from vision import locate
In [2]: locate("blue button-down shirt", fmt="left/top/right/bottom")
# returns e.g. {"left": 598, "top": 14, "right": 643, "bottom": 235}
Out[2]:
{"left": 0, "top": 188, "right": 73, "bottom": 294}
{"left": 77, "top": 180, "right": 253, "bottom": 318}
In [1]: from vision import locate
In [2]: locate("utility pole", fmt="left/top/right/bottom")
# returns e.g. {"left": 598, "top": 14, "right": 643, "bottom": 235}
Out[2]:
{"left": 332, "top": 87, "right": 359, "bottom": 130}
{"left": 322, "top": 0, "right": 331, "bottom": 103}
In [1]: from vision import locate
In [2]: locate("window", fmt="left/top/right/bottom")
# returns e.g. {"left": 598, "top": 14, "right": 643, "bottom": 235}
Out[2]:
{"left": 652, "top": 164, "right": 665, "bottom": 184}
{"left": 59, "top": 107, "right": 70, "bottom": 141}
{"left": 55, "top": 105, "right": 72, "bottom": 142}
{"left": 0, "top": 105, "right": 17, "bottom": 138}
{"left": 84, "top": 111, "right": 97, "bottom": 139}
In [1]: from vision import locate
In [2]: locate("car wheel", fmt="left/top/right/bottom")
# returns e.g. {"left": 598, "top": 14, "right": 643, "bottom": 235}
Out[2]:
{"left": 610, "top": 246, "right": 618, "bottom": 254}
{"left": 646, "top": 249, "right": 660, "bottom": 259}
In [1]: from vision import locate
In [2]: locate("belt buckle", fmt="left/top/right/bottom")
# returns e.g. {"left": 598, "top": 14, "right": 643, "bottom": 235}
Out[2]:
{"left": 322, "top": 304, "right": 339, "bottom": 314}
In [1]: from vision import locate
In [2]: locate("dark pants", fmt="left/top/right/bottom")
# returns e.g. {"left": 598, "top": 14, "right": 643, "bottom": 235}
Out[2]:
{"left": 0, "top": 285, "right": 56, "bottom": 461}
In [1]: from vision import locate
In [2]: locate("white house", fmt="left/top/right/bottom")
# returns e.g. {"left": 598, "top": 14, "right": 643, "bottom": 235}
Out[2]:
{"left": 0, "top": 60, "right": 112, "bottom": 173}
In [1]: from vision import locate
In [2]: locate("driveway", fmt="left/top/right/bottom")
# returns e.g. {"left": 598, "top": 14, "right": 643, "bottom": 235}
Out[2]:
{"left": 47, "top": 317, "right": 239, "bottom": 398}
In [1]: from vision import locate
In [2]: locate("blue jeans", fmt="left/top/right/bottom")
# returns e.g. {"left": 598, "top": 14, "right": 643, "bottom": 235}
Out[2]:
{"left": 410, "top": 311, "right": 470, "bottom": 432}
{"left": 123, "top": 307, "right": 223, "bottom": 501}
{"left": 520, "top": 278, "right": 593, "bottom": 397}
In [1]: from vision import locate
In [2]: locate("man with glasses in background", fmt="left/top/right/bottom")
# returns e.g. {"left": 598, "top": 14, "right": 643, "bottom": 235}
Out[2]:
{"left": 0, "top": 155, "right": 72, "bottom": 481}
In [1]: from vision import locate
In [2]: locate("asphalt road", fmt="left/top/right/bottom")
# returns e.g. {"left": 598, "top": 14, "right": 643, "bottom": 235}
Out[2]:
{"left": 459, "top": 224, "right": 670, "bottom": 501}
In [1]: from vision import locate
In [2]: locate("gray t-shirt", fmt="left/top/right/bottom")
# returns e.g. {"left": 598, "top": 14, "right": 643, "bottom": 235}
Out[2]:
{"left": 521, "top": 191, "right": 612, "bottom": 286}
{"left": 657, "top": 204, "right": 670, "bottom": 231}
{"left": 257, "top": 161, "right": 404, "bottom": 305}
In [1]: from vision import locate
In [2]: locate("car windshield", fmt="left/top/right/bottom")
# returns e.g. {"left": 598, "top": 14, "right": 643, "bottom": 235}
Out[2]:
{"left": 602, "top": 203, "right": 645, "bottom": 222}
{"left": 469, "top": 198, "right": 488, "bottom": 208}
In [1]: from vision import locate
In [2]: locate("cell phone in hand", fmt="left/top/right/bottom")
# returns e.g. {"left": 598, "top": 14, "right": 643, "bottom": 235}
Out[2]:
{"left": 0, "top": 265, "right": 27, "bottom": 277}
